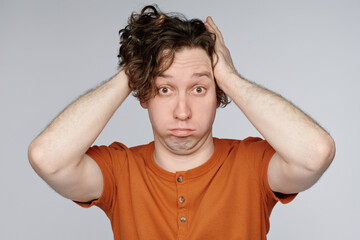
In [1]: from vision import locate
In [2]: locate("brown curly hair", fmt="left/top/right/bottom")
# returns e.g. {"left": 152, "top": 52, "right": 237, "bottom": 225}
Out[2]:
{"left": 118, "top": 5, "right": 230, "bottom": 107}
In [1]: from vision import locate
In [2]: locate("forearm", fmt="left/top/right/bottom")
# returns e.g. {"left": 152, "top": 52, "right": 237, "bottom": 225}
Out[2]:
{"left": 205, "top": 16, "right": 335, "bottom": 192}
{"left": 29, "top": 70, "right": 131, "bottom": 173}
{"left": 221, "top": 73, "right": 335, "bottom": 170}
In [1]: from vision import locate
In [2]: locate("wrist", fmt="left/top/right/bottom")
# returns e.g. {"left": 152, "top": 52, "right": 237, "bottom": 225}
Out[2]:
{"left": 218, "top": 72, "right": 256, "bottom": 103}
{"left": 216, "top": 71, "right": 243, "bottom": 92}
{"left": 109, "top": 70, "right": 131, "bottom": 95}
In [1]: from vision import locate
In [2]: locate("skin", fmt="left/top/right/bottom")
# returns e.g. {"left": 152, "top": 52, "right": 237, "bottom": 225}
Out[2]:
{"left": 141, "top": 48, "right": 219, "bottom": 172}
{"left": 28, "top": 16, "right": 335, "bottom": 204}
{"left": 204, "top": 16, "right": 335, "bottom": 193}
{"left": 28, "top": 71, "right": 131, "bottom": 201}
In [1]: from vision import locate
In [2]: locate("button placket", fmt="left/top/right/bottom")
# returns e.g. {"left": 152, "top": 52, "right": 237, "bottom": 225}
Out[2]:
{"left": 175, "top": 173, "right": 188, "bottom": 238}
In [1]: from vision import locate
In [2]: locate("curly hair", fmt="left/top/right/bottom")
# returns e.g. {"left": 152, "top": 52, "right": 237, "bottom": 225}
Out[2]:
{"left": 118, "top": 5, "right": 230, "bottom": 107}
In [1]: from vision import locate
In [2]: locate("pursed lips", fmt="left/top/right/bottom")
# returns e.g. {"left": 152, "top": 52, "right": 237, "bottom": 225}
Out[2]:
{"left": 169, "top": 128, "right": 195, "bottom": 137}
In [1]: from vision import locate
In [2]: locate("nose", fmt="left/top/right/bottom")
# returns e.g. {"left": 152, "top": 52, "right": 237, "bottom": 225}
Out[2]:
{"left": 173, "top": 94, "right": 192, "bottom": 120}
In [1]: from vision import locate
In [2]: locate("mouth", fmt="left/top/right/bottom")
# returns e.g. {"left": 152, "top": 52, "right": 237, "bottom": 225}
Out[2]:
{"left": 169, "top": 128, "right": 195, "bottom": 137}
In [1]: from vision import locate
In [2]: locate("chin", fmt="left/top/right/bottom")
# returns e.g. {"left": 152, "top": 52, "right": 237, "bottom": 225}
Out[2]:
{"left": 165, "top": 137, "right": 198, "bottom": 154}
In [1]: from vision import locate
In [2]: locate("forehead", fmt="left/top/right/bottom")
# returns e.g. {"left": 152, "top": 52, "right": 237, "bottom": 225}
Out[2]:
{"left": 164, "top": 47, "right": 212, "bottom": 73}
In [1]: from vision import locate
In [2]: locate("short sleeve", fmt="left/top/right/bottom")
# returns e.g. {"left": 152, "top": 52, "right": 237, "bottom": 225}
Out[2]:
{"left": 247, "top": 138, "right": 298, "bottom": 204}
{"left": 73, "top": 142, "right": 127, "bottom": 215}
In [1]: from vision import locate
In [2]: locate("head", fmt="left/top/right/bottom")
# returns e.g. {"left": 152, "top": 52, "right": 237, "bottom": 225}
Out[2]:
{"left": 117, "top": 4, "right": 230, "bottom": 107}
{"left": 118, "top": 5, "right": 230, "bottom": 155}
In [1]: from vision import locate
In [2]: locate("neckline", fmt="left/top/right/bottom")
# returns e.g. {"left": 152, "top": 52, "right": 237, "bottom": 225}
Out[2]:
{"left": 145, "top": 138, "right": 226, "bottom": 181}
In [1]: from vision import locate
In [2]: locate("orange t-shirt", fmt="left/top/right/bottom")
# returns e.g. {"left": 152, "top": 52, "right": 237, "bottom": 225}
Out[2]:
{"left": 75, "top": 137, "right": 297, "bottom": 239}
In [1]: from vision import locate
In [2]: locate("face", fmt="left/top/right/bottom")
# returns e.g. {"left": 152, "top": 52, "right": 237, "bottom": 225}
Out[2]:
{"left": 141, "top": 47, "right": 218, "bottom": 156}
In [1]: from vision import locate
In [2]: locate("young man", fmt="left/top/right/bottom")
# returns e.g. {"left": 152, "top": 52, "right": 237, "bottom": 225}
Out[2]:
{"left": 28, "top": 5, "right": 335, "bottom": 240}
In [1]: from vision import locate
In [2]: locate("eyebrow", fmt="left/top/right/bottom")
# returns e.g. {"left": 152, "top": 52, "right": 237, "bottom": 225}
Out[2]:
{"left": 158, "top": 73, "right": 173, "bottom": 78}
{"left": 159, "top": 71, "right": 212, "bottom": 79}
{"left": 192, "top": 71, "right": 212, "bottom": 79}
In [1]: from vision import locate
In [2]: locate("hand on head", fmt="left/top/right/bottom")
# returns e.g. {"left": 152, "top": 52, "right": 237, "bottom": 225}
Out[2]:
{"left": 204, "top": 17, "right": 238, "bottom": 88}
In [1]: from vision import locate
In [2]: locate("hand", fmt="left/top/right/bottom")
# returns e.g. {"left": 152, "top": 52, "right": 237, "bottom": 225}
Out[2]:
{"left": 204, "top": 17, "right": 238, "bottom": 88}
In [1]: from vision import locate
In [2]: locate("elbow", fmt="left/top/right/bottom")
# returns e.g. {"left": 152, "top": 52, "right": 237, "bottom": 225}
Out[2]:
{"left": 308, "top": 135, "right": 336, "bottom": 173}
{"left": 28, "top": 141, "right": 59, "bottom": 175}
{"left": 28, "top": 141, "right": 42, "bottom": 169}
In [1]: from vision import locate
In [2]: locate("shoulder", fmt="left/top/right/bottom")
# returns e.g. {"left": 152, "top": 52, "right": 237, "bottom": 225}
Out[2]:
{"left": 95, "top": 141, "right": 154, "bottom": 154}
{"left": 214, "top": 137, "right": 274, "bottom": 166}
{"left": 86, "top": 141, "right": 154, "bottom": 163}
{"left": 215, "top": 137, "right": 267, "bottom": 149}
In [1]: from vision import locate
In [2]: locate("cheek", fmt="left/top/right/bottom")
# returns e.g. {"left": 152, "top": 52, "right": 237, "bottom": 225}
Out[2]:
{"left": 194, "top": 98, "right": 217, "bottom": 122}
{"left": 148, "top": 103, "right": 171, "bottom": 125}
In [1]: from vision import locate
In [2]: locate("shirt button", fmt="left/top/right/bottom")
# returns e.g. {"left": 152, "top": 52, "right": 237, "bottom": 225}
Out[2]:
{"left": 177, "top": 176, "right": 183, "bottom": 183}
{"left": 180, "top": 217, "right": 186, "bottom": 222}
{"left": 179, "top": 196, "right": 185, "bottom": 203}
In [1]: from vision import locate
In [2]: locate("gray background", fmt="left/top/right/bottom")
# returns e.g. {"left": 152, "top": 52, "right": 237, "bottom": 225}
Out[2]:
{"left": 1, "top": 0, "right": 359, "bottom": 239}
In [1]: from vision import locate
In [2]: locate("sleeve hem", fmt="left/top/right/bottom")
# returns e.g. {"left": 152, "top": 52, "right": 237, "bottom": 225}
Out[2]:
{"left": 263, "top": 144, "right": 298, "bottom": 204}
{"left": 72, "top": 147, "right": 111, "bottom": 212}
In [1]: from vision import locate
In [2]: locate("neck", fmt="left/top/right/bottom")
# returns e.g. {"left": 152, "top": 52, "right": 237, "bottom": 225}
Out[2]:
{"left": 153, "top": 134, "right": 215, "bottom": 173}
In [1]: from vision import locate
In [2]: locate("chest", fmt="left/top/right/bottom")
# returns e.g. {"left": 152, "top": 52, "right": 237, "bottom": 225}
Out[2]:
{"left": 113, "top": 158, "right": 268, "bottom": 239}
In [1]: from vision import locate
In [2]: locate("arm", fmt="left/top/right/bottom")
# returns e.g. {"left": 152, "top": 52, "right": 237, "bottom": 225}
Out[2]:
{"left": 28, "top": 70, "right": 131, "bottom": 202}
{"left": 205, "top": 17, "right": 335, "bottom": 194}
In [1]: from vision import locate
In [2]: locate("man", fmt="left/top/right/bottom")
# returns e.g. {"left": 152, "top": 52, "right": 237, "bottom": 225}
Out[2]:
{"left": 28, "top": 5, "right": 335, "bottom": 240}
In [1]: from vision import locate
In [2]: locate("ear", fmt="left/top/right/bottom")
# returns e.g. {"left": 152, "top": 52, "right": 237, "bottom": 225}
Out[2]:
{"left": 140, "top": 101, "right": 148, "bottom": 109}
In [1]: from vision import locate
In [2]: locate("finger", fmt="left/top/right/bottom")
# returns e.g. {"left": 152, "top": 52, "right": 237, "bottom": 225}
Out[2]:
{"left": 204, "top": 17, "right": 217, "bottom": 34}
{"left": 204, "top": 21, "right": 221, "bottom": 48}
{"left": 205, "top": 16, "right": 225, "bottom": 43}
{"left": 204, "top": 22, "right": 216, "bottom": 40}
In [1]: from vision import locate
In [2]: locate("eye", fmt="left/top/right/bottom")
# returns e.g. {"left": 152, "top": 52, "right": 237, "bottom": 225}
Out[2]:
{"left": 193, "top": 86, "right": 206, "bottom": 94}
{"left": 158, "top": 87, "right": 172, "bottom": 95}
